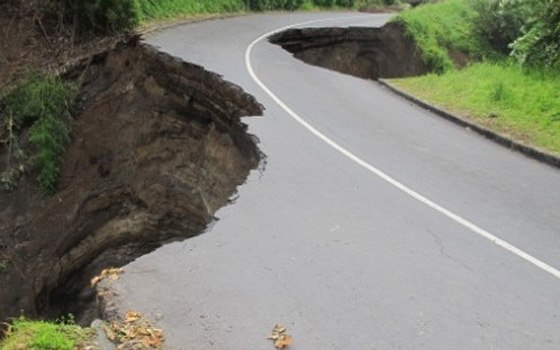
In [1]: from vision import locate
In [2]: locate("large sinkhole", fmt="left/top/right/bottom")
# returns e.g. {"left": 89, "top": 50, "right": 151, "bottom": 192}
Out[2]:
{"left": 269, "top": 22, "right": 433, "bottom": 80}
{"left": 0, "top": 38, "right": 263, "bottom": 326}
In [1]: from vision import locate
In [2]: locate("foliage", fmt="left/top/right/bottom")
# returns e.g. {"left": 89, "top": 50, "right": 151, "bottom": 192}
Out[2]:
{"left": 137, "top": 0, "right": 245, "bottom": 20}
{"left": 472, "top": 0, "right": 537, "bottom": 55}
{"left": 356, "top": 0, "right": 406, "bottom": 10}
{"left": 390, "top": 62, "right": 560, "bottom": 154}
{"left": 511, "top": 1, "right": 560, "bottom": 69}
{"left": 408, "top": 0, "right": 423, "bottom": 6}
{"left": 0, "top": 316, "right": 94, "bottom": 350}
{"left": 392, "top": 0, "right": 484, "bottom": 73}
{"left": 247, "top": 0, "right": 353, "bottom": 10}
{"left": 2, "top": 72, "right": 76, "bottom": 195}
{"left": 62, "top": 0, "right": 141, "bottom": 34}
{"left": 312, "top": 0, "right": 336, "bottom": 6}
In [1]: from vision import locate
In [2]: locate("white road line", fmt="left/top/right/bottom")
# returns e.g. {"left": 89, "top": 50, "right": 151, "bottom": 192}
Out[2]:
{"left": 244, "top": 16, "right": 560, "bottom": 280}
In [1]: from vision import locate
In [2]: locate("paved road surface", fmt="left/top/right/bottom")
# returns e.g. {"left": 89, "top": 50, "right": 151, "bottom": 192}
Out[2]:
{"left": 112, "top": 13, "right": 560, "bottom": 349}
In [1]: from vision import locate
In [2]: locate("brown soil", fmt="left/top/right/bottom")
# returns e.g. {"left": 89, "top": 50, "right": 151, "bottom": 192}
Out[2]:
{"left": 0, "top": 1, "right": 125, "bottom": 91}
{"left": 0, "top": 18, "right": 263, "bottom": 326}
{"left": 269, "top": 22, "right": 428, "bottom": 80}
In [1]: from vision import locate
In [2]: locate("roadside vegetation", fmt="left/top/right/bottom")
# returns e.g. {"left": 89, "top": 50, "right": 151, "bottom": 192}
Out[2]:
{"left": 3, "top": 0, "right": 557, "bottom": 346}
{"left": 1, "top": 0, "right": 364, "bottom": 196}
{"left": 0, "top": 316, "right": 95, "bottom": 350}
{"left": 1, "top": 72, "right": 76, "bottom": 195}
{"left": 389, "top": 0, "right": 560, "bottom": 156}
{"left": 60, "top": 0, "right": 362, "bottom": 34}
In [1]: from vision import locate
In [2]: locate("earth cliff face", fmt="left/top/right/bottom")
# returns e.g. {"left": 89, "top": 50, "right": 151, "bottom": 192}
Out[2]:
{"left": 269, "top": 22, "right": 428, "bottom": 80}
{"left": 0, "top": 40, "right": 263, "bottom": 323}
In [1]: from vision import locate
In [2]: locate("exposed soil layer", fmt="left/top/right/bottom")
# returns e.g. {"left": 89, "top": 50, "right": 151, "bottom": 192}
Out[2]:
{"left": 0, "top": 39, "right": 263, "bottom": 324}
{"left": 269, "top": 22, "right": 428, "bottom": 80}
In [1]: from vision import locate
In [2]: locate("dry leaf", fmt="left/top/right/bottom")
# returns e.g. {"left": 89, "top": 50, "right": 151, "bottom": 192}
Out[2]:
{"left": 126, "top": 311, "right": 142, "bottom": 323}
{"left": 268, "top": 324, "right": 292, "bottom": 349}
{"left": 90, "top": 267, "right": 123, "bottom": 288}
{"left": 106, "top": 311, "right": 165, "bottom": 350}
{"left": 275, "top": 334, "right": 292, "bottom": 349}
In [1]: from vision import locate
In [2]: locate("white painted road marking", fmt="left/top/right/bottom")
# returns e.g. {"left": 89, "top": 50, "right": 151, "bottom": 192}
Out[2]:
{"left": 244, "top": 16, "right": 560, "bottom": 280}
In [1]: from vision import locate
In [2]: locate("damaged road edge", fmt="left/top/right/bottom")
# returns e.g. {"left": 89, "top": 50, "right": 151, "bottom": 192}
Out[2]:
{"left": 0, "top": 37, "right": 264, "bottom": 326}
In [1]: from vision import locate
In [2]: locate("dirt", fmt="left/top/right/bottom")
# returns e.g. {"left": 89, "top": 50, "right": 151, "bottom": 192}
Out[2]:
{"left": 0, "top": 35, "right": 263, "bottom": 326}
{"left": 269, "top": 22, "right": 429, "bottom": 80}
{"left": 0, "top": 1, "right": 126, "bottom": 91}
{"left": 0, "top": 3, "right": 458, "bottom": 330}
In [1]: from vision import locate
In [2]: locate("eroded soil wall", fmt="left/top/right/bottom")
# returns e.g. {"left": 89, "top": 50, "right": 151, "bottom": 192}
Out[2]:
{"left": 0, "top": 39, "right": 263, "bottom": 323}
{"left": 269, "top": 22, "right": 428, "bottom": 80}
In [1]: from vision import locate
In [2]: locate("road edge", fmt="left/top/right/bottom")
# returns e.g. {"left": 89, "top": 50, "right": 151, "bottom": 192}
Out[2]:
{"left": 378, "top": 79, "right": 560, "bottom": 170}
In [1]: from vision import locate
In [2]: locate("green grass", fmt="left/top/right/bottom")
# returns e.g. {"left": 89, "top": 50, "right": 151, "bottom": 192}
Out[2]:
{"left": 136, "top": 0, "right": 246, "bottom": 21}
{"left": 0, "top": 317, "right": 94, "bottom": 350}
{"left": 1, "top": 72, "right": 76, "bottom": 195}
{"left": 392, "top": 0, "right": 490, "bottom": 73}
{"left": 389, "top": 62, "right": 560, "bottom": 155}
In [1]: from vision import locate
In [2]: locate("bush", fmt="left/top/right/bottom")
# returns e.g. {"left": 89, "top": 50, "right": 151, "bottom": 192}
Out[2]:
{"left": 247, "top": 0, "right": 308, "bottom": 11}
{"left": 336, "top": 0, "right": 356, "bottom": 7}
{"left": 66, "top": 0, "right": 141, "bottom": 34}
{"left": 285, "top": 0, "right": 306, "bottom": 10}
{"left": 312, "top": 0, "right": 336, "bottom": 7}
{"left": 472, "top": 0, "right": 535, "bottom": 55}
{"left": 136, "top": 0, "right": 245, "bottom": 19}
{"left": 511, "top": 1, "right": 560, "bottom": 69}
{"left": 408, "top": 0, "right": 423, "bottom": 6}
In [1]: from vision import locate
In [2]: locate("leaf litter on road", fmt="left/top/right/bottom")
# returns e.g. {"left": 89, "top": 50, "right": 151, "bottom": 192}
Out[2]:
{"left": 104, "top": 311, "right": 164, "bottom": 350}
{"left": 268, "top": 325, "right": 292, "bottom": 349}
{"left": 90, "top": 267, "right": 123, "bottom": 288}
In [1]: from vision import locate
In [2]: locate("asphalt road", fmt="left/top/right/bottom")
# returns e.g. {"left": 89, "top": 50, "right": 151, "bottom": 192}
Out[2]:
{"left": 112, "top": 13, "right": 560, "bottom": 349}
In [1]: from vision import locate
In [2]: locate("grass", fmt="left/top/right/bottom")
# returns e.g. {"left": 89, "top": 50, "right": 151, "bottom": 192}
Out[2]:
{"left": 391, "top": 0, "right": 490, "bottom": 73}
{"left": 389, "top": 62, "right": 560, "bottom": 155}
{"left": 136, "top": 0, "right": 246, "bottom": 21}
{"left": 1, "top": 72, "right": 76, "bottom": 195}
{"left": 0, "top": 317, "right": 94, "bottom": 350}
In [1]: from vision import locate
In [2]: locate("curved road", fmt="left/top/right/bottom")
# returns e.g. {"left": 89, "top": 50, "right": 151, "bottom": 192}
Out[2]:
{"left": 113, "top": 13, "right": 560, "bottom": 349}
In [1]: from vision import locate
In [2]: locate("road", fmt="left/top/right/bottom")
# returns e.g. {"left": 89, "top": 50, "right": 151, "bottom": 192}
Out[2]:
{"left": 112, "top": 13, "right": 560, "bottom": 349}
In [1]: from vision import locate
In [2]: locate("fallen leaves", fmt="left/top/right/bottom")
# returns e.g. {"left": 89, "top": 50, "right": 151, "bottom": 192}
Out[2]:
{"left": 90, "top": 267, "right": 123, "bottom": 288}
{"left": 104, "top": 311, "right": 164, "bottom": 350}
{"left": 268, "top": 325, "right": 292, "bottom": 349}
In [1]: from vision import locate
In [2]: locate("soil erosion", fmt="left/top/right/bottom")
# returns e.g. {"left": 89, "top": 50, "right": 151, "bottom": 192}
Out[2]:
{"left": 0, "top": 39, "right": 263, "bottom": 324}
{"left": 269, "top": 22, "right": 430, "bottom": 80}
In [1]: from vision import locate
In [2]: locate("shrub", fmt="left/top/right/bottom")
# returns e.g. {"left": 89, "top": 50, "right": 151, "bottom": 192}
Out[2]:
{"left": 408, "top": 0, "right": 423, "bottom": 6}
{"left": 65, "top": 0, "right": 141, "bottom": 34}
{"left": 472, "top": 0, "right": 535, "bottom": 55}
{"left": 136, "top": 0, "right": 245, "bottom": 19}
{"left": 313, "top": 0, "right": 336, "bottom": 7}
{"left": 511, "top": 1, "right": 560, "bottom": 69}
{"left": 248, "top": 0, "right": 306, "bottom": 11}
{"left": 336, "top": 0, "right": 356, "bottom": 7}
{"left": 284, "top": 0, "right": 306, "bottom": 10}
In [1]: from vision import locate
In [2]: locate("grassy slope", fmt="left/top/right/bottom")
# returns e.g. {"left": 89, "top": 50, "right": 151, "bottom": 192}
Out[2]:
{"left": 391, "top": 0, "right": 485, "bottom": 73}
{"left": 389, "top": 0, "right": 560, "bottom": 156}
{"left": 391, "top": 63, "right": 560, "bottom": 154}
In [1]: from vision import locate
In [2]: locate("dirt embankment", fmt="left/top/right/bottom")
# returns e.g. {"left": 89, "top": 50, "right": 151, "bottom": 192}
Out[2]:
{"left": 269, "top": 22, "right": 428, "bottom": 80}
{"left": 0, "top": 39, "right": 263, "bottom": 324}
